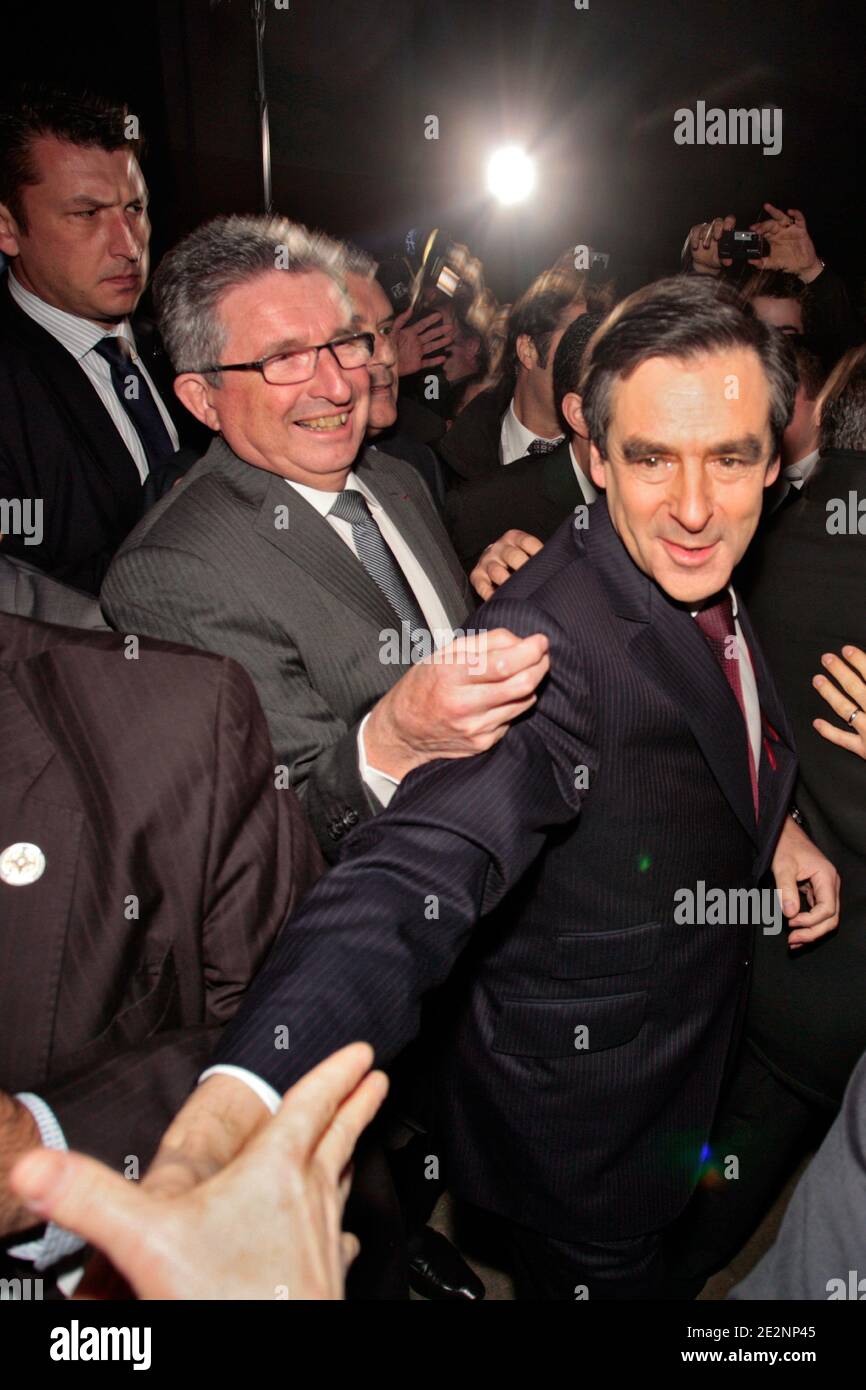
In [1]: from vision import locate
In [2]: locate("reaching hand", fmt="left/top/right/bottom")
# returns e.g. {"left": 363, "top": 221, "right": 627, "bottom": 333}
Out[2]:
{"left": 10, "top": 1044, "right": 388, "bottom": 1301}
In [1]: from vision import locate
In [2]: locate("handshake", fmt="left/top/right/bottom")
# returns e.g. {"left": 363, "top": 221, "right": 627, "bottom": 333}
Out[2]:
{"left": 685, "top": 204, "right": 824, "bottom": 283}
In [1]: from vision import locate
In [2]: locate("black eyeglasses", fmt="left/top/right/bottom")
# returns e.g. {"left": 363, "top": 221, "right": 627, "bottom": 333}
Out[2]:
{"left": 193, "top": 331, "right": 376, "bottom": 385}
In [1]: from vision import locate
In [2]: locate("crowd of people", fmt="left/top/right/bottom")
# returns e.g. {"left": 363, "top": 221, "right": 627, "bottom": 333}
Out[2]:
{"left": 0, "top": 87, "right": 864, "bottom": 1302}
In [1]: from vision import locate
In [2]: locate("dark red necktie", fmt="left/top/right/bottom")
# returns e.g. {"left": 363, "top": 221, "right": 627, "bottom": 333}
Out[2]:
{"left": 694, "top": 593, "right": 759, "bottom": 819}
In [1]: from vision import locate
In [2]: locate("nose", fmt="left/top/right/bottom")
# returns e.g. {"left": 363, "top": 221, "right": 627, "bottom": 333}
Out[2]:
{"left": 314, "top": 343, "right": 355, "bottom": 402}
{"left": 377, "top": 330, "right": 398, "bottom": 370}
{"left": 108, "top": 210, "right": 144, "bottom": 262}
{"left": 669, "top": 462, "right": 714, "bottom": 534}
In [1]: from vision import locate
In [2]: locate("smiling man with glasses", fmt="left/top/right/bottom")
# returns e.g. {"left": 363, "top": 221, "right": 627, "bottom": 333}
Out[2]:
{"left": 102, "top": 215, "right": 549, "bottom": 877}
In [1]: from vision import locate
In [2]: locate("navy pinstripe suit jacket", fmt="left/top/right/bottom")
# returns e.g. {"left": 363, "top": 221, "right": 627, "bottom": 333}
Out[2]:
{"left": 213, "top": 501, "right": 797, "bottom": 1241}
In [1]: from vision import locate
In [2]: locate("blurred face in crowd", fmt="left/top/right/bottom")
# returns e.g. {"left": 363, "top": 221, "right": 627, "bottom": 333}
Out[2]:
{"left": 0, "top": 135, "right": 150, "bottom": 324}
{"left": 175, "top": 268, "right": 371, "bottom": 488}
{"left": 517, "top": 299, "right": 586, "bottom": 407}
{"left": 443, "top": 322, "right": 482, "bottom": 384}
{"left": 750, "top": 295, "right": 803, "bottom": 335}
{"left": 590, "top": 347, "right": 780, "bottom": 604}
{"left": 347, "top": 272, "right": 398, "bottom": 437}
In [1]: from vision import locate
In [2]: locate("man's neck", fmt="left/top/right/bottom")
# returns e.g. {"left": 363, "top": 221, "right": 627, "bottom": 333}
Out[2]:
{"left": 9, "top": 268, "right": 125, "bottom": 333}
{"left": 513, "top": 377, "right": 560, "bottom": 439}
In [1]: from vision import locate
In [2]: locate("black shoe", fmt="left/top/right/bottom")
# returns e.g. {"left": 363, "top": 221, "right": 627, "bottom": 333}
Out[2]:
{"left": 407, "top": 1226, "right": 486, "bottom": 1301}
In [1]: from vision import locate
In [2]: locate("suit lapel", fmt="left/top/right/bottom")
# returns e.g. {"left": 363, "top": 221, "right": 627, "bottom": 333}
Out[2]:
{"left": 0, "top": 665, "right": 83, "bottom": 1088}
{"left": 252, "top": 471, "right": 404, "bottom": 633}
{"left": 3, "top": 290, "right": 143, "bottom": 510}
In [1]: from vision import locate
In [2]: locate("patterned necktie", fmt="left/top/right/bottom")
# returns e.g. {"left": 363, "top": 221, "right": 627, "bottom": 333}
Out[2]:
{"left": 93, "top": 336, "right": 175, "bottom": 469}
{"left": 694, "top": 593, "right": 759, "bottom": 818}
{"left": 328, "top": 489, "right": 429, "bottom": 639}
{"left": 526, "top": 437, "right": 562, "bottom": 455}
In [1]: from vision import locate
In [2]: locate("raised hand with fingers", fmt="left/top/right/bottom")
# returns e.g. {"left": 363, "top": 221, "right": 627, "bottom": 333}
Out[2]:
{"left": 813, "top": 644, "right": 866, "bottom": 760}
{"left": 749, "top": 204, "right": 824, "bottom": 281}
{"left": 10, "top": 1043, "right": 388, "bottom": 1301}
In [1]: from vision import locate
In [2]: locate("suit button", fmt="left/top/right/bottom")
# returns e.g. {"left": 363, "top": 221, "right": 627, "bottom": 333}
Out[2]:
{"left": 328, "top": 821, "right": 344, "bottom": 841}
{"left": 0, "top": 842, "right": 46, "bottom": 886}
{"left": 343, "top": 809, "right": 359, "bottom": 827}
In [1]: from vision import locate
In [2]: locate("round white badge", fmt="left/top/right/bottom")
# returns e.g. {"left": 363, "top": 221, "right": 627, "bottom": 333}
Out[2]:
{"left": 0, "top": 842, "right": 47, "bottom": 887}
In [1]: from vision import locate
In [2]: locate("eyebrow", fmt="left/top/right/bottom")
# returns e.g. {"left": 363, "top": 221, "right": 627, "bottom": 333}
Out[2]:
{"left": 620, "top": 434, "right": 766, "bottom": 462}
{"left": 63, "top": 193, "right": 148, "bottom": 208}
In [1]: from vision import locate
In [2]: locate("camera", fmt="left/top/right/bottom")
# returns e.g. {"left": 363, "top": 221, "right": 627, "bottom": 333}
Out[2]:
{"left": 718, "top": 229, "right": 770, "bottom": 263}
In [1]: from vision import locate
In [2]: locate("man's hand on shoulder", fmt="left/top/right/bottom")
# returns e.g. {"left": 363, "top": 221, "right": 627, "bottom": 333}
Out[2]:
{"left": 471, "top": 529, "right": 545, "bottom": 601}
{"left": 363, "top": 626, "right": 550, "bottom": 782}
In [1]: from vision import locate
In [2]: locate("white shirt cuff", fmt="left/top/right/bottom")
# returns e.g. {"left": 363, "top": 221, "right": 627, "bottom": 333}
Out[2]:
{"left": 357, "top": 711, "right": 400, "bottom": 808}
{"left": 199, "top": 1065, "right": 282, "bottom": 1115}
{"left": 8, "top": 1093, "right": 86, "bottom": 1271}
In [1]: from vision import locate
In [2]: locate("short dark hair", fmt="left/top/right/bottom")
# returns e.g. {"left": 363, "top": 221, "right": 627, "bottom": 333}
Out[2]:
{"left": 502, "top": 270, "right": 585, "bottom": 389}
{"left": 0, "top": 85, "right": 142, "bottom": 232}
{"left": 552, "top": 312, "right": 604, "bottom": 425}
{"left": 793, "top": 344, "right": 827, "bottom": 402}
{"left": 580, "top": 276, "right": 797, "bottom": 459}
{"left": 818, "top": 345, "right": 866, "bottom": 452}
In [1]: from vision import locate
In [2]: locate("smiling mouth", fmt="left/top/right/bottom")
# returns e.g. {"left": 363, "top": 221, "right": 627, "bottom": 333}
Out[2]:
{"left": 661, "top": 538, "right": 720, "bottom": 564}
{"left": 295, "top": 412, "right": 350, "bottom": 432}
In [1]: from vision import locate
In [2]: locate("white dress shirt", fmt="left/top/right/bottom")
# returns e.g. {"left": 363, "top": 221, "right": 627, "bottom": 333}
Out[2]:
{"left": 284, "top": 469, "right": 454, "bottom": 808}
{"left": 8, "top": 272, "right": 179, "bottom": 482}
{"left": 499, "top": 397, "right": 564, "bottom": 465}
{"left": 569, "top": 442, "right": 598, "bottom": 503}
{"left": 783, "top": 448, "right": 820, "bottom": 490}
{"left": 692, "top": 587, "right": 761, "bottom": 771}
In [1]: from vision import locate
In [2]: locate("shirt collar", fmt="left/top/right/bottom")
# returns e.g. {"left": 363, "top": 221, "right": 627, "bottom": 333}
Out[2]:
{"left": 8, "top": 271, "right": 135, "bottom": 361}
{"left": 568, "top": 442, "right": 598, "bottom": 502}
{"left": 283, "top": 469, "right": 374, "bottom": 517}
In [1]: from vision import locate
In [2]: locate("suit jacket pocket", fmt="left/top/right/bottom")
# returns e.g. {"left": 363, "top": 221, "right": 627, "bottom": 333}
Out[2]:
{"left": 550, "top": 921, "right": 661, "bottom": 980}
{"left": 52, "top": 955, "right": 180, "bottom": 1077}
{"left": 492, "top": 992, "right": 647, "bottom": 1057}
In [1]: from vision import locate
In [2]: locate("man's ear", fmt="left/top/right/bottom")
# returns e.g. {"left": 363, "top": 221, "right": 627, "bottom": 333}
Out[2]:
{"left": 589, "top": 441, "right": 607, "bottom": 491}
{"left": 764, "top": 452, "right": 781, "bottom": 488}
{"left": 0, "top": 201, "right": 22, "bottom": 258}
{"left": 515, "top": 333, "right": 539, "bottom": 373}
{"left": 561, "top": 391, "right": 589, "bottom": 438}
{"left": 174, "top": 374, "right": 221, "bottom": 431}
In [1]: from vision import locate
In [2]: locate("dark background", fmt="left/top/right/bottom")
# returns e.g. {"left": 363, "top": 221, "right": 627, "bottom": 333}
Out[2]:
{"left": 4, "top": 0, "right": 865, "bottom": 302}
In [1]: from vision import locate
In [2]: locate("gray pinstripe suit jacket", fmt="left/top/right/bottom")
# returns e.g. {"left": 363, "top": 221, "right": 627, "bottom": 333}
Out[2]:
{"left": 101, "top": 437, "right": 473, "bottom": 856}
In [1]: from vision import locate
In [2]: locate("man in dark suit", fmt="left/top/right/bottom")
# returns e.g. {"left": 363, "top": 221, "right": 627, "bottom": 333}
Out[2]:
{"left": 132, "top": 277, "right": 839, "bottom": 1300}
{"left": 436, "top": 268, "right": 587, "bottom": 484}
{"left": 102, "top": 216, "right": 550, "bottom": 861}
{"left": 0, "top": 611, "right": 322, "bottom": 1280}
{"left": 0, "top": 89, "right": 206, "bottom": 594}
{"left": 666, "top": 347, "right": 866, "bottom": 1292}
{"left": 446, "top": 313, "right": 603, "bottom": 572}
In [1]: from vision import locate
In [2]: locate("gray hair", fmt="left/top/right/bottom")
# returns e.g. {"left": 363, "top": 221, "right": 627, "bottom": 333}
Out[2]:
{"left": 341, "top": 242, "right": 378, "bottom": 281}
{"left": 152, "top": 213, "right": 351, "bottom": 376}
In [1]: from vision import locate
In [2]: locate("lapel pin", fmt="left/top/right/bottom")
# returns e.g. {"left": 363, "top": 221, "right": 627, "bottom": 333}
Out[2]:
{"left": 0, "top": 842, "right": 47, "bottom": 886}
